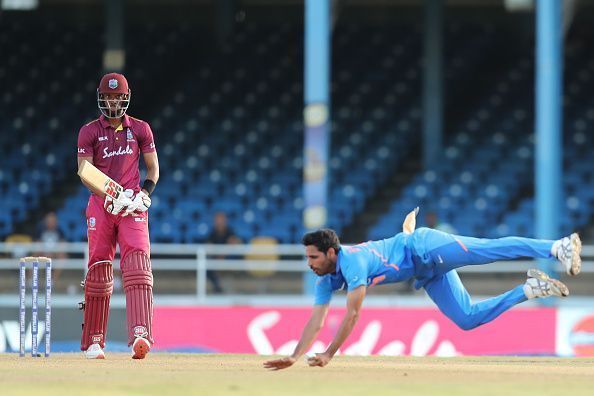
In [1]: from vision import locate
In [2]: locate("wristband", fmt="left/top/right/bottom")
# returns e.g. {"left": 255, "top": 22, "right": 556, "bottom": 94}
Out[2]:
{"left": 142, "top": 179, "right": 156, "bottom": 196}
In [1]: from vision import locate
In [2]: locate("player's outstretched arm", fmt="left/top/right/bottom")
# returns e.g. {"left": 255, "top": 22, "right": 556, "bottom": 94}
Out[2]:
{"left": 308, "top": 285, "right": 366, "bottom": 368}
{"left": 263, "top": 304, "right": 328, "bottom": 371}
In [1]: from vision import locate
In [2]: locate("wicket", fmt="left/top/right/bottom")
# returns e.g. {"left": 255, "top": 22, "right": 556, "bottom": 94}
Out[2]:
{"left": 19, "top": 257, "right": 52, "bottom": 357}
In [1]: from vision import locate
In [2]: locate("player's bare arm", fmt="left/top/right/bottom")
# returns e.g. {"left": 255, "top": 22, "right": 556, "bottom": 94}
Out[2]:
{"left": 263, "top": 304, "right": 329, "bottom": 371}
{"left": 308, "top": 285, "right": 366, "bottom": 368}
{"left": 142, "top": 151, "right": 159, "bottom": 194}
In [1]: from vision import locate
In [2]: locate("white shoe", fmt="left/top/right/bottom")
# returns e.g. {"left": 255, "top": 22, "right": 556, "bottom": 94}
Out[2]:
{"left": 132, "top": 337, "right": 151, "bottom": 360}
{"left": 554, "top": 233, "right": 582, "bottom": 276}
{"left": 85, "top": 344, "right": 105, "bottom": 359}
{"left": 523, "top": 269, "right": 569, "bottom": 299}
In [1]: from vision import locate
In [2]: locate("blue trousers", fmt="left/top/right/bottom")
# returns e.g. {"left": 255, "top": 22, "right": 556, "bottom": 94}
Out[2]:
{"left": 411, "top": 228, "right": 555, "bottom": 330}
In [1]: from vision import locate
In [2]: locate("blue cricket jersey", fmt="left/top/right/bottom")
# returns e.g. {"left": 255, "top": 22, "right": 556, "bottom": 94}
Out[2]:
{"left": 313, "top": 233, "right": 415, "bottom": 304}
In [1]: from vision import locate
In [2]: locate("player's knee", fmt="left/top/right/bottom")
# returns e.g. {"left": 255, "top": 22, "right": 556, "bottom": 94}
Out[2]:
{"left": 85, "top": 260, "right": 114, "bottom": 297}
{"left": 121, "top": 251, "right": 153, "bottom": 289}
{"left": 452, "top": 316, "right": 479, "bottom": 331}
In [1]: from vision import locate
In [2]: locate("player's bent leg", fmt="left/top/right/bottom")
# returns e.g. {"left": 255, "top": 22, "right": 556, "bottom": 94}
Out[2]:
{"left": 80, "top": 261, "right": 114, "bottom": 358}
{"left": 424, "top": 270, "right": 527, "bottom": 331}
{"left": 121, "top": 250, "right": 154, "bottom": 359}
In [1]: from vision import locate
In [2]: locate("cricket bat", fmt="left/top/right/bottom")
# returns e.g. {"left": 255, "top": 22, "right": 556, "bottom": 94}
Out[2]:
{"left": 77, "top": 160, "right": 123, "bottom": 200}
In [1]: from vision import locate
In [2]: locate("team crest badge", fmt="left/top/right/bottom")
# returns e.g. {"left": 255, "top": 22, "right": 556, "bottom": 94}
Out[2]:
{"left": 89, "top": 217, "right": 96, "bottom": 229}
{"left": 108, "top": 79, "right": 118, "bottom": 89}
{"left": 127, "top": 129, "right": 133, "bottom": 140}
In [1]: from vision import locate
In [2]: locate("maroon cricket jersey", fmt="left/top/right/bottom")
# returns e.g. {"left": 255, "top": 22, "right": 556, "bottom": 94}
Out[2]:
{"left": 77, "top": 114, "right": 156, "bottom": 192}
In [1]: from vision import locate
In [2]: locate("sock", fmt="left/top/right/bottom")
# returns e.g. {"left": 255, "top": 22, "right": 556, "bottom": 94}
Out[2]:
{"left": 551, "top": 240, "right": 561, "bottom": 258}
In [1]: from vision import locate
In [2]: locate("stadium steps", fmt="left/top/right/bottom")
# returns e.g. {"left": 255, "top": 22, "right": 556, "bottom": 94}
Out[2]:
{"left": 341, "top": 144, "right": 422, "bottom": 243}
{"left": 12, "top": 172, "right": 82, "bottom": 238}
{"left": 497, "top": 182, "right": 534, "bottom": 224}
{"left": 580, "top": 215, "right": 594, "bottom": 243}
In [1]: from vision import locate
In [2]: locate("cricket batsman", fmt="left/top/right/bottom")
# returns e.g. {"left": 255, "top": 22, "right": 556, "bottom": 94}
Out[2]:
{"left": 77, "top": 72, "right": 159, "bottom": 359}
{"left": 264, "top": 208, "right": 581, "bottom": 370}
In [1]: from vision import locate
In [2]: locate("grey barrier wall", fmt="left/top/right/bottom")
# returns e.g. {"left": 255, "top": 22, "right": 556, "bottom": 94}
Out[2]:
{"left": 0, "top": 306, "right": 129, "bottom": 353}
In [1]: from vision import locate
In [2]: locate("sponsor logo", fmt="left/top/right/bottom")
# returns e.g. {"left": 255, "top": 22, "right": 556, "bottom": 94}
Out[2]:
{"left": 369, "top": 247, "right": 399, "bottom": 270}
{"left": 246, "top": 311, "right": 459, "bottom": 357}
{"left": 108, "top": 79, "right": 118, "bottom": 89}
{"left": 88, "top": 217, "right": 96, "bottom": 230}
{"left": 99, "top": 136, "right": 108, "bottom": 142}
{"left": 134, "top": 217, "right": 146, "bottom": 222}
{"left": 92, "top": 334, "right": 103, "bottom": 343}
{"left": 134, "top": 326, "right": 148, "bottom": 337}
{"left": 102, "top": 145, "right": 133, "bottom": 159}
{"left": 149, "top": 142, "right": 155, "bottom": 149}
{"left": 104, "top": 180, "right": 122, "bottom": 199}
{"left": 151, "top": 307, "right": 554, "bottom": 355}
{"left": 570, "top": 314, "right": 594, "bottom": 356}
{"left": 77, "top": 148, "right": 86, "bottom": 154}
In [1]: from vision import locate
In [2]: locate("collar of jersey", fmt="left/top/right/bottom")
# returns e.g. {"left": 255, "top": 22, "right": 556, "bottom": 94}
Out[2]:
{"left": 333, "top": 248, "right": 344, "bottom": 276}
{"left": 99, "top": 114, "right": 131, "bottom": 130}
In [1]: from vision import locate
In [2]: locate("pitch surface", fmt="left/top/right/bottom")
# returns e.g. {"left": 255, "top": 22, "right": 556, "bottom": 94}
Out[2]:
{"left": 1, "top": 354, "right": 593, "bottom": 395}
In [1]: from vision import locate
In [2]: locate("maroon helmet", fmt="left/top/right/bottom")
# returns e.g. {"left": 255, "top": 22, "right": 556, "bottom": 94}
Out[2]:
{"left": 97, "top": 72, "right": 131, "bottom": 119}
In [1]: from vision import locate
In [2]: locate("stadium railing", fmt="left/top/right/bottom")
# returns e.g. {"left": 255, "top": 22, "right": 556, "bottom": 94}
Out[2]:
{"left": 0, "top": 242, "right": 592, "bottom": 306}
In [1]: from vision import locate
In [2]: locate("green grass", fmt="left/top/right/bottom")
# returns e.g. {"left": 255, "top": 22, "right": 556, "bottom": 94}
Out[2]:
{"left": 1, "top": 354, "right": 593, "bottom": 395}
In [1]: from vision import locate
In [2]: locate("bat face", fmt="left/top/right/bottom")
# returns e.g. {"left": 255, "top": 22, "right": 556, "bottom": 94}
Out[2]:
{"left": 78, "top": 160, "right": 123, "bottom": 199}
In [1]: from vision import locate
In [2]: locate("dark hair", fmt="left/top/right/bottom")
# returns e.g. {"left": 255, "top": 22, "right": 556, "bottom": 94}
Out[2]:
{"left": 302, "top": 229, "right": 341, "bottom": 253}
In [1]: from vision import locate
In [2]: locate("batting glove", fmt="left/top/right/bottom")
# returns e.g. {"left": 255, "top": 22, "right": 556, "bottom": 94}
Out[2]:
{"left": 104, "top": 189, "right": 134, "bottom": 216}
{"left": 125, "top": 190, "right": 151, "bottom": 216}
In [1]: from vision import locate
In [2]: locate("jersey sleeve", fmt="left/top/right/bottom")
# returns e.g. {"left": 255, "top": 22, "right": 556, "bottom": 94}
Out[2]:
{"left": 77, "top": 125, "right": 95, "bottom": 157}
{"left": 139, "top": 122, "right": 156, "bottom": 154}
{"left": 341, "top": 254, "right": 368, "bottom": 291}
{"left": 313, "top": 276, "right": 333, "bottom": 305}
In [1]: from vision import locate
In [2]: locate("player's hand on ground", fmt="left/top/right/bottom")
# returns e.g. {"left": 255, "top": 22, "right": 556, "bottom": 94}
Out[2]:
{"left": 104, "top": 189, "right": 134, "bottom": 216}
{"left": 307, "top": 352, "right": 331, "bottom": 368}
{"left": 263, "top": 356, "right": 297, "bottom": 371}
{"left": 125, "top": 190, "right": 151, "bottom": 216}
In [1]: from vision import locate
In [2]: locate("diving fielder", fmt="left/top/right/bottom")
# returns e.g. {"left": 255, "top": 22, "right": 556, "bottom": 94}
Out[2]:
{"left": 264, "top": 211, "right": 581, "bottom": 370}
{"left": 77, "top": 72, "right": 159, "bottom": 359}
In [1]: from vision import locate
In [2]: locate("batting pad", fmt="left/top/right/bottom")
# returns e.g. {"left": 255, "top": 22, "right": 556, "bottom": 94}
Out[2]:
{"left": 81, "top": 261, "right": 114, "bottom": 350}
{"left": 121, "top": 251, "right": 154, "bottom": 346}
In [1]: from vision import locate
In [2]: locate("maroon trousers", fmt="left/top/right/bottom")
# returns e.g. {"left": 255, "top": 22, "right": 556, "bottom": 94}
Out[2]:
{"left": 81, "top": 195, "right": 154, "bottom": 350}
